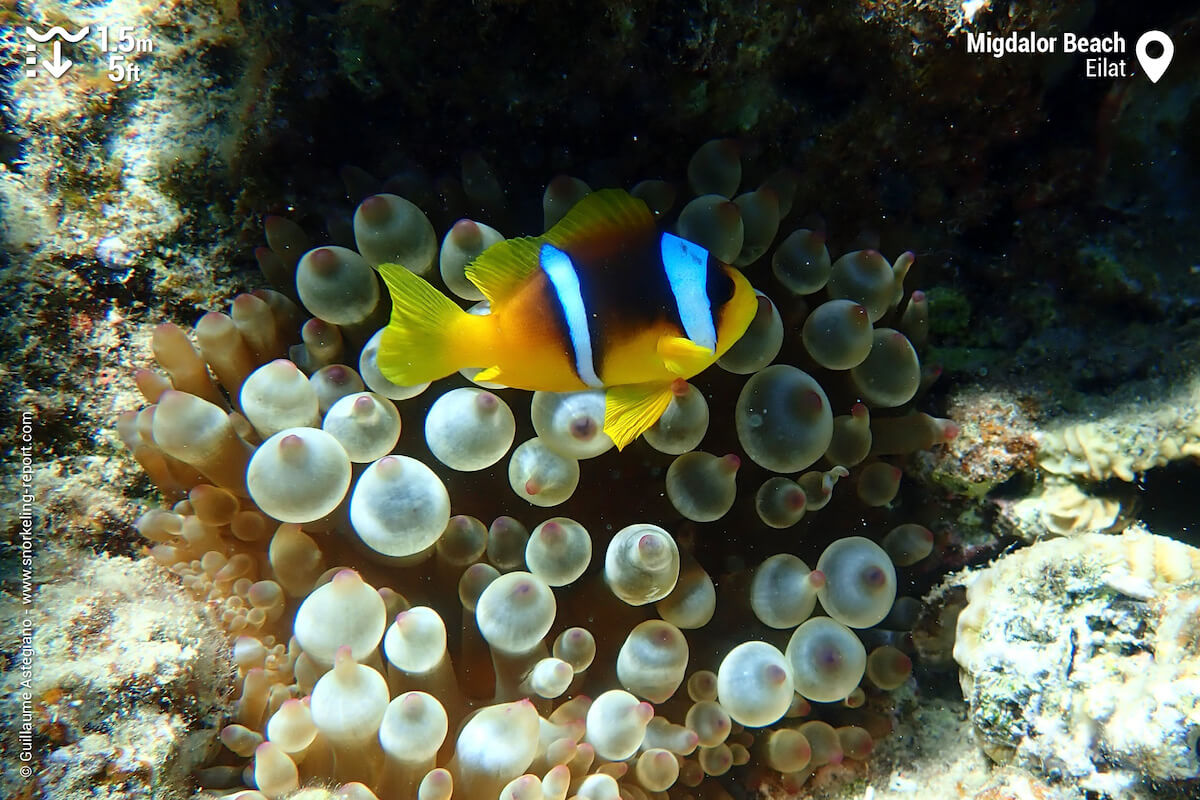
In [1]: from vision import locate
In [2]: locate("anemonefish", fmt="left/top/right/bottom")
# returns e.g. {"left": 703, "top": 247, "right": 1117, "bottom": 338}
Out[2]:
{"left": 376, "top": 189, "right": 759, "bottom": 450}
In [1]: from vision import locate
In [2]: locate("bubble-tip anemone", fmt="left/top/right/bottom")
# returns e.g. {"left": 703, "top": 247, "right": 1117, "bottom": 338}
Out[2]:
{"left": 246, "top": 427, "right": 351, "bottom": 523}
{"left": 349, "top": 455, "right": 450, "bottom": 559}
{"left": 425, "top": 387, "right": 516, "bottom": 471}
{"left": 785, "top": 616, "right": 867, "bottom": 703}
{"left": 716, "top": 641, "right": 794, "bottom": 728}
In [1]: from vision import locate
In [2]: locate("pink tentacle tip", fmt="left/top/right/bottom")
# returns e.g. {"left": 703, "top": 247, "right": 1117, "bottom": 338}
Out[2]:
{"left": 357, "top": 194, "right": 392, "bottom": 223}
{"left": 764, "top": 664, "right": 789, "bottom": 685}
{"left": 569, "top": 416, "right": 597, "bottom": 439}
{"left": 808, "top": 570, "right": 826, "bottom": 590}
{"left": 332, "top": 569, "right": 360, "bottom": 586}
{"left": 547, "top": 174, "right": 575, "bottom": 195}
{"left": 278, "top": 433, "right": 305, "bottom": 454}
{"left": 303, "top": 318, "right": 330, "bottom": 334}
{"left": 450, "top": 218, "right": 482, "bottom": 246}
{"left": 716, "top": 201, "right": 741, "bottom": 223}
{"left": 670, "top": 378, "right": 691, "bottom": 397}
{"left": 637, "top": 534, "right": 663, "bottom": 554}
{"left": 309, "top": 247, "right": 340, "bottom": 273}
{"left": 524, "top": 479, "right": 542, "bottom": 496}
{"left": 862, "top": 565, "right": 889, "bottom": 588}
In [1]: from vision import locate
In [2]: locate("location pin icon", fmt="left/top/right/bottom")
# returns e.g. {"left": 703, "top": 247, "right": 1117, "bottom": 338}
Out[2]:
{"left": 1136, "top": 30, "right": 1174, "bottom": 83}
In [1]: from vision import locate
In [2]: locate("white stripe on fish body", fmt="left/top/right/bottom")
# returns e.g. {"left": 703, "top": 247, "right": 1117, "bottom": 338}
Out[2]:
{"left": 539, "top": 243, "right": 604, "bottom": 388}
{"left": 660, "top": 233, "right": 717, "bottom": 351}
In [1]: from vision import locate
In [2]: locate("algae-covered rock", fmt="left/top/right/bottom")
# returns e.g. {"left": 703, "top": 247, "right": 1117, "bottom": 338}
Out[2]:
{"left": 953, "top": 526, "right": 1200, "bottom": 797}
{"left": 0, "top": 554, "right": 232, "bottom": 800}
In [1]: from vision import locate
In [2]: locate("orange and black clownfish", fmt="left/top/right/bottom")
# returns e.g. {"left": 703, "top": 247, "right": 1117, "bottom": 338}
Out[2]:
{"left": 375, "top": 189, "right": 759, "bottom": 450}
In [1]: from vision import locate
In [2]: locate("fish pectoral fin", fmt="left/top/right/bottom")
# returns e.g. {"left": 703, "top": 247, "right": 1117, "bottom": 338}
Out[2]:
{"left": 604, "top": 382, "right": 676, "bottom": 451}
{"left": 657, "top": 335, "right": 715, "bottom": 377}
{"left": 472, "top": 365, "right": 505, "bottom": 384}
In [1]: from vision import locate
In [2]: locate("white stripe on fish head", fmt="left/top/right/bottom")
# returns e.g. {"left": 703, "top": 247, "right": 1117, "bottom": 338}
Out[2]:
{"left": 660, "top": 232, "right": 717, "bottom": 352}
{"left": 539, "top": 243, "right": 603, "bottom": 388}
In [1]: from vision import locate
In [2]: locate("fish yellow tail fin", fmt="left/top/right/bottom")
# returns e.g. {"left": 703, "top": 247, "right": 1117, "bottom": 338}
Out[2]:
{"left": 376, "top": 262, "right": 484, "bottom": 386}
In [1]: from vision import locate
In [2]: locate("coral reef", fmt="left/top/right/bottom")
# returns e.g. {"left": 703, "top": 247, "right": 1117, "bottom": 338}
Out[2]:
{"left": 952, "top": 526, "right": 1200, "bottom": 798}
{"left": 104, "top": 139, "right": 958, "bottom": 799}
{"left": 1036, "top": 374, "right": 1200, "bottom": 484}
{"left": 3, "top": 1, "right": 1199, "bottom": 799}
{"left": 0, "top": 0, "right": 258, "bottom": 560}
{"left": 0, "top": 554, "right": 231, "bottom": 800}
{"left": 998, "top": 329, "right": 1200, "bottom": 541}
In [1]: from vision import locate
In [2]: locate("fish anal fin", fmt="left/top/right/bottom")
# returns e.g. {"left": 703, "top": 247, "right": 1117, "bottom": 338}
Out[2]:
{"left": 464, "top": 236, "right": 542, "bottom": 304}
{"left": 657, "top": 335, "right": 715, "bottom": 377}
{"left": 545, "top": 189, "right": 657, "bottom": 253}
{"left": 604, "top": 382, "right": 676, "bottom": 451}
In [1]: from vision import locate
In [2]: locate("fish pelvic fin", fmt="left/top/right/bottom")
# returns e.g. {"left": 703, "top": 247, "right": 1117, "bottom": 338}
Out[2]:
{"left": 657, "top": 335, "right": 715, "bottom": 377}
{"left": 604, "top": 381, "right": 676, "bottom": 451}
{"left": 376, "top": 262, "right": 481, "bottom": 385}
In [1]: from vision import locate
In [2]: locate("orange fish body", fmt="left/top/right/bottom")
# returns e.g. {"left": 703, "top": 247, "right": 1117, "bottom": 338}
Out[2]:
{"left": 376, "top": 189, "right": 758, "bottom": 449}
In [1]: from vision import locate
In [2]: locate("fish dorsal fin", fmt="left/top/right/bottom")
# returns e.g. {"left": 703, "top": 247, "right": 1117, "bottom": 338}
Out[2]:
{"left": 604, "top": 381, "right": 677, "bottom": 451}
{"left": 656, "top": 335, "right": 715, "bottom": 377}
{"left": 465, "top": 236, "right": 542, "bottom": 304}
{"left": 544, "top": 189, "right": 656, "bottom": 252}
